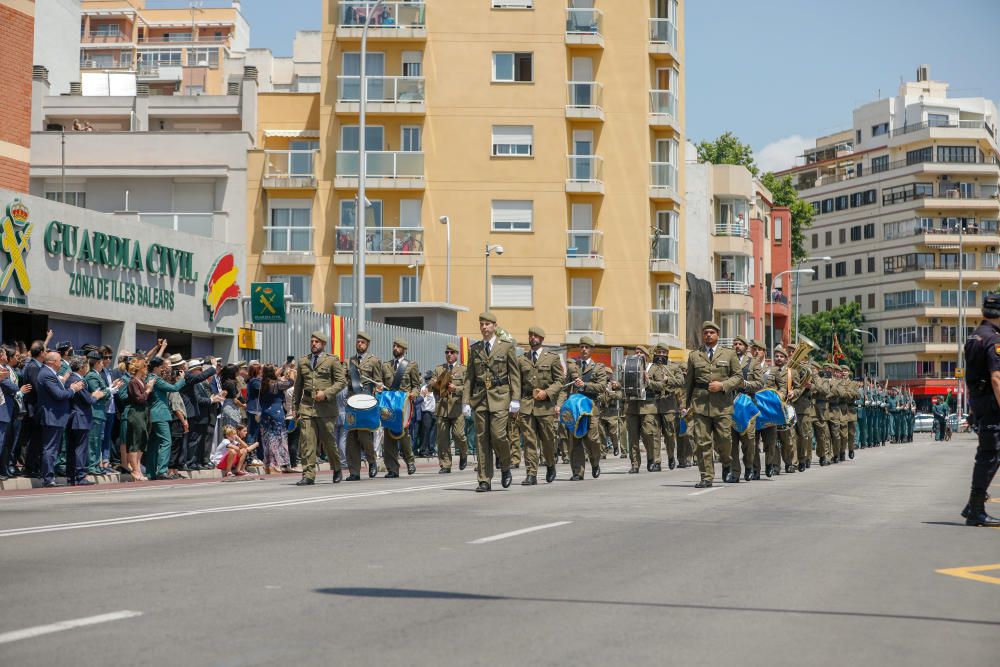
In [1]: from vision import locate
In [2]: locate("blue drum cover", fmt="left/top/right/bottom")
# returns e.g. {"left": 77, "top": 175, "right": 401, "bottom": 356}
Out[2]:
{"left": 560, "top": 393, "right": 594, "bottom": 438}
{"left": 733, "top": 393, "right": 761, "bottom": 435}
{"left": 378, "top": 390, "right": 412, "bottom": 438}
{"left": 755, "top": 389, "right": 788, "bottom": 430}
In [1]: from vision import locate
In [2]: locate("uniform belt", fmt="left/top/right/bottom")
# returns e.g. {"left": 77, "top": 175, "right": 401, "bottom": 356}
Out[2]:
{"left": 478, "top": 378, "right": 509, "bottom": 391}
{"left": 693, "top": 381, "right": 709, "bottom": 389}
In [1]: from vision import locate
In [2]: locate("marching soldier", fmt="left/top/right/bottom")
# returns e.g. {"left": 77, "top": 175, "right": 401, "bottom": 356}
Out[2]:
{"left": 462, "top": 312, "right": 521, "bottom": 492}
{"left": 617, "top": 345, "right": 659, "bottom": 474}
{"left": 381, "top": 338, "right": 421, "bottom": 478}
{"left": 674, "top": 368, "right": 692, "bottom": 468}
{"left": 516, "top": 327, "right": 564, "bottom": 485}
{"left": 651, "top": 344, "right": 684, "bottom": 470}
{"left": 760, "top": 346, "right": 796, "bottom": 476}
{"left": 292, "top": 330, "right": 347, "bottom": 486}
{"left": 598, "top": 380, "right": 625, "bottom": 459}
{"left": 730, "top": 336, "right": 763, "bottom": 482}
{"left": 789, "top": 344, "right": 816, "bottom": 471}
{"left": 684, "top": 321, "right": 742, "bottom": 488}
{"left": 749, "top": 340, "right": 768, "bottom": 478}
{"left": 811, "top": 363, "right": 833, "bottom": 466}
{"left": 431, "top": 342, "right": 468, "bottom": 474}
{"left": 344, "top": 331, "right": 382, "bottom": 480}
{"left": 845, "top": 366, "right": 860, "bottom": 459}
{"left": 563, "top": 336, "right": 609, "bottom": 480}
{"left": 833, "top": 366, "right": 851, "bottom": 462}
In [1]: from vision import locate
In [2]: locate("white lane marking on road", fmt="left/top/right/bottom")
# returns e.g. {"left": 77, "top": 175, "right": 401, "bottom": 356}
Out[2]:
{"left": 0, "top": 610, "right": 142, "bottom": 645}
{"left": 0, "top": 481, "right": 223, "bottom": 501}
{"left": 0, "top": 480, "right": 476, "bottom": 538}
{"left": 468, "top": 521, "right": 572, "bottom": 544}
{"left": 689, "top": 486, "right": 723, "bottom": 496}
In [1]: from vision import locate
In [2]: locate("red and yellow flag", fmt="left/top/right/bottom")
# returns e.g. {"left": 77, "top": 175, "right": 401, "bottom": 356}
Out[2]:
{"left": 459, "top": 336, "right": 470, "bottom": 365}
{"left": 832, "top": 333, "right": 845, "bottom": 362}
{"left": 204, "top": 253, "right": 240, "bottom": 321}
{"left": 330, "top": 315, "right": 346, "bottom": 359}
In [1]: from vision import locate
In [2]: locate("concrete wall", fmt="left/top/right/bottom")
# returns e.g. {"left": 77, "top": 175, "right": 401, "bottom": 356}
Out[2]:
{"left": 683, "top": 157, "right": 712, "bottom": 283}
{"left": 34, "top": 0, "right": 81, "bottom": 96}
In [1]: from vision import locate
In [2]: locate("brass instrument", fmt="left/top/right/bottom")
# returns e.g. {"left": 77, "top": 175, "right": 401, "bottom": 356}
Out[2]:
{"left": 787, "top": 334, "right": 817, "bottom": 370}
{"left": 432, "top": 366, "right": 454, "bottom": 399}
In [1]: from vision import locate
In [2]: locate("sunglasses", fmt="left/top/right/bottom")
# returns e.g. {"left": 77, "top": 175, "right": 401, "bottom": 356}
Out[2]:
{"left": 445, "top": 350, "right": 458, "bottom": 355}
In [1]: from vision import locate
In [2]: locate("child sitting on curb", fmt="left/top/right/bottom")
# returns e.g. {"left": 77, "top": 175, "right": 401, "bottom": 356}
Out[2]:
{"left": 211, "top": 425, "right": 258, "bottom": 477}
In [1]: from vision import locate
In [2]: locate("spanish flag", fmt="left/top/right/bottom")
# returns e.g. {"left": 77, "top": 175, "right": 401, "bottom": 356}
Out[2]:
{"left": 330, "top": 315, "right": 346, "bottom": 359}
{"left": 459, "top": 336, "right": 470, "bottom": 365}
{"left": 204, "top": 253, "right": 240, "bottom": 321}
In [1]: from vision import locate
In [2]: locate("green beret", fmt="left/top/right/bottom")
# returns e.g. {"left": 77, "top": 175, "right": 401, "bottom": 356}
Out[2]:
{"left": 653, "top": 343, "right": 669, "bottom": 353}
{"left": 310, "top": 329, "right": 328, "bottom": 344}
{"left": 393, "top": 338, "right": 409, "bottom": 350}
{"left": 528, "top": 326, "right": 545, "bottom": 338}
{"left": 478, "top": 311, "right": 497, "bottom": 323}
{"left": 733, "top": 335, "right": 749, "bottom": 346}
{"left": 579, "top": 336, "right": 596, "bottom": 347}
{"left": 702, "top": 320, "right": 720, "bottom": 332}
{"left": 445, "top": 342, "right": 460, "bottom": 353}
{"left": 356, "top": 330, "right": 371, "bottom": 343}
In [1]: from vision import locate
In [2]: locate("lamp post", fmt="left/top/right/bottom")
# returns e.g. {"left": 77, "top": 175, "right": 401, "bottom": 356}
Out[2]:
{"left": 352, "top": 0, "right": 385, "bottom": 327}
{"left": 407, "top": 262, "right": 420, "bottom": 302}
{"left": 439, "top": 215, "right": 451, "bottom": 303}
{"left": 774, "top": 268, "right": 814, "bottom": 359}
{"left": 794, "top": 255, "right": 832, "bottom": 341}
{"left": 484, "top": 243, "right": 504, "bottom": 311}
{"left": 853, "top": 327, "right": 878, "bottom": 378}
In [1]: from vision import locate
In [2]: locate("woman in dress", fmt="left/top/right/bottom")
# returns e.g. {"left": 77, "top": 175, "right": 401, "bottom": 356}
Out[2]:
{"left": 219, "top": 364, "right": 244, "bottom": 431}
{"left": 259, "top": 364, "right": 294, "bottom": 473}
{"left": 125, "top": 358, "right": 155, "bottom": 481}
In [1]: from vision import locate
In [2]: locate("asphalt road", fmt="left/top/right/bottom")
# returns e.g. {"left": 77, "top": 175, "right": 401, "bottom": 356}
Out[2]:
{"left": 0, "top": 433, "right": 997, "bottom": 666}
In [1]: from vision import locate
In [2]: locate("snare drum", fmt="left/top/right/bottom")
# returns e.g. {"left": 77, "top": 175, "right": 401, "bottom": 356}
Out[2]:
{"left": 345, "top": 394, "right": 380, "bottom": 432}
{"left": 622, "top": 355, "right": 647, "bottom": 400}
{"left": 378, "top": 390, "right": 412, "bottom": 438}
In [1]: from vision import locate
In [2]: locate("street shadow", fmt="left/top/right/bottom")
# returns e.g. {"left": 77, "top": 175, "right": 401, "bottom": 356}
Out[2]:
{"left": 921, "top": 521, "right": 969, "bottom": 528}
{"left": 315, "top": 587, "right": 1000, "bottom": 627}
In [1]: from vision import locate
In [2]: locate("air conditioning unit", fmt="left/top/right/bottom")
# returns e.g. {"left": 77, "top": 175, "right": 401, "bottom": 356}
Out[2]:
{"left": 930, "top": 318, "right": 941, "bottom": 324}
{"left": 946, "top": 189, "right": 960, "bottom": 199}
{"left": 988, "top": 246, "right": 996, "bottom": 252}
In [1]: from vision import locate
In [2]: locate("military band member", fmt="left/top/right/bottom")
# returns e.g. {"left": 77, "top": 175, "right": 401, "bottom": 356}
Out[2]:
{"left": 831, "top": 366, "right": 849, "bottom": 462}
{"left": 730, "top": 336, "right": 763, "bottom": 482}
{"left": 598, "top": 382, "right": 625, "bottom": 459}
{"left": 381, "top": 338, "right": 421, "bottom": 478}
{"left": 760, "top": 346, "right": 796, "bottom": 476}
{"left": 462, "top": 312, "right": 521, "bottom": 492}
{"left": 563, "top": 336, "right": 608, "bottom": 480}
{"left": 684, "top": 321, "right": 742, "bottom": 488}
{"left": 431, "top": 343, "right": 468, "bottom": 474}
{"left": 845, "top": 366, "right": 860, "bottom": 459}
{"left": 813, "top": 363, "right": 836, "bottom": 465}
{"left": 749, "top": 339, "right": 768, "bottom": 478}
{"left": 651, "top": 344, "right": 684, "bottom": 470}
{"left": 674, "top": 370, "right": 692, "bottom": 468}
{"left": 517, "top": 327, "right": 564, "bottom": 485}
{"left": 292, "top": 330, "right": 347, "bottom": 486}
{"left": 345, "top": 331, "right": 382, "bottom": 480}
{"left": 788, "top": 343, "right": 815, "bottom": 471}
{"left": 617, "top": 345, "right": 659, "bottom": 474}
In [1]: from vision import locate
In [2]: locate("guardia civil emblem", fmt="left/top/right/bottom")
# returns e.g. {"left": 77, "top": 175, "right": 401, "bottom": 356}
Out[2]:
{"left": 1, "top": 199, "right": 32, "bottom": 295}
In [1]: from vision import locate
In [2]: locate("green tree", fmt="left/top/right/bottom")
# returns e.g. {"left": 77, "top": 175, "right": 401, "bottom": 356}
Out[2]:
{"left": 796, "top": 302, "right": 865, "bottom": 374}
{"left": 761, "top": 171, "right": 814, "bottom": 263}
{"left": 696, "top": 131, "right": 758, "bottom": 175}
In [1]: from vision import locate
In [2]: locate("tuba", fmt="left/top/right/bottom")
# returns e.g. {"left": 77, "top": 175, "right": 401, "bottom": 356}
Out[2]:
{"left": 788, "top": 334, "right": 817, "bottom": 370}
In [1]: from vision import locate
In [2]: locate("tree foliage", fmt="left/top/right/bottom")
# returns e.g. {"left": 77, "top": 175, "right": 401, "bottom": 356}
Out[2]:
{"left": 761, "top": 171, "right": 814, "bottom": 263}
{"left": 696, "top": 131, "right": 758, "bottom": 175}
{"left": 796, "top": 302, "right": 865, "bottom": 374}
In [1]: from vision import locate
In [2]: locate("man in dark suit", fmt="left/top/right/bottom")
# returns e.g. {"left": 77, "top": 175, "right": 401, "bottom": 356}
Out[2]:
{"left": 66, "top": 356, "right": 105, "bottom": 486}
{"left": 0, "top": 346, "right": 27, "bottom": 480}
{"left": 175, "top": 358, "right": 217, "bottom": 470}
{"left": 17, "top": 341, "right": 46, "bottom": 477}
{"left": 36, "top": 351, "right": 85, "bottom": 487}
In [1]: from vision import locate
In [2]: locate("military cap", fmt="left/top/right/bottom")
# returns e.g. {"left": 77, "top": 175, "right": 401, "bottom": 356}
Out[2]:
{"left": 751, "top": 339, "right": 765, "bottom": 350}
{"left": 733, "top": 335, "right": 749, "bottom": 347}
{"left": 56, "top": 341, "right": 73, "bottom": 352}
{"left": 773, "top": 345, "right": 788, "bottom": 357}
{"left": 393, "top": 337, "right": 409, "bottom": 350}
{"left": 654, "top": 342, "right": 669, "bottom": 353}
{"left": 356, "top": 330, "right": 371, "bottom": 343}
{"left": 445, "top": 342, "right": 460, "bottom": 353}
{"left": 528, "top": 326, "right": 546, "bottom": 338}
{"left": 579, "top": 336, "right": 596, "bottom": 347}
{"left": 636, "top": 344, "right": 652, "bottom": 357}
{"left": 839, "top": 364, "right": 851, "bottom": 372}
{"left": 822, "top": 362, "right": 835, "bottom": 369}
{"left": 702, "top": 320, "right": 720, "bottom": 332}
{"left": 86, "top": 350, "right": 103, "bottom": 361}
{"left": 310, "top": 329, "right": 328, "bottom": 344}
{"left": 478, "top": 311, "right": 497, "bottom": 323}
{"left": 983, "top": 292, "right": 1000, "bottom": 310}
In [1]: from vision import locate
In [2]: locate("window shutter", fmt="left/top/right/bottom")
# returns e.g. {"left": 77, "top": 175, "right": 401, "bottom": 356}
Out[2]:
{"left": 492, "top": 200, "right": 533, "bottom": 228}
{"left": 492, "top": 125, "right": 532, "bottom": 145}
{"left": 491, "top": 276, "right": 532, "bottom": 307}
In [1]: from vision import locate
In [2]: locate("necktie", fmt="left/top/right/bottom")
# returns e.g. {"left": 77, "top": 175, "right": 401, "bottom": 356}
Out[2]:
{"left": 485, "top": 341, "right": 492, "bottom": 356}
{"left": 393, "top": 359, "right": 399, "bottom": 371}
{"left": 707, "top": 348, "right": 713, "bottom": 361}
{"left": 311, "top": 354, "right": 318, "bottom": 369}
{"left": 532, "top": 351, "right": 538, "bottom": 364}
{"left": 448, "top": 364, "right": 453, "bottom": 372}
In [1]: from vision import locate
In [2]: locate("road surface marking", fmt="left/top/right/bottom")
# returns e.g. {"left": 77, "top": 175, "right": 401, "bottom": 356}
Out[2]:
{"left": 0, "top": 610, "right": 142, "bottom": 645}
{"left": 690, "top": 486, "right": 723, "bottom": 496}
{"left": 469, "top": 521, "right": 572, "bottom": 544}
{"left": 936, "top": 563, "right": 1000, "bottom": 585}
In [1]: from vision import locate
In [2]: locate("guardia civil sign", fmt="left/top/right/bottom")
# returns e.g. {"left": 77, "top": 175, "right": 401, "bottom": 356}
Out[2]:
{"left": 250, "top": 282, "right": 285, "bottom": 323}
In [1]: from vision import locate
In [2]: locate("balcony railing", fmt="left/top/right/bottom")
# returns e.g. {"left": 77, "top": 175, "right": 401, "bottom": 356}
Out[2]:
{"left": 83, "top": 31, "right": 130, "bottom": 43}
{"left": 649, "top": 235, "right": 678, "bottom": 262}
{"left": 567, "top": 155, "right": 603, "bottom": 184}
{"left": 335, "top": 226, "right": 424, "bottom": 255}
{"left": 713, "top": 223, "right": 750, "bottom": 238}
{"left": 650, "top": 310, "right": 679, "bottom": 336}
{"left": 714, "top": 280, "right": 750, "bottom": 295}
{"left": 336, "top": 151, "right": 425, "bottom": 179}
{"left": 137, "top": 34, "right": 229, "bottom": 44}
{"left": 567, "top": 306, "right": 603, "bottom": 334}
{"left": 648, "top": 18, "right": 677, "bottom": 48}
{"left": 887, "top": 217, "right": 1000, "bottom": 239}
{"left": 264, "top": 226, "right": 313, "bottom": 254}
{"left": 338, "top": 1, "right": 426, "bottom": 29}
{"left": 264, "top": 150, "right": 317, "bottom": 179}
{"left": 566, "top": 230, "right": 603, "bottom": 258}
{"left": 650, "top": 162, "right": 677, "bottom": 189}
{"left": 766, "top": 292, "right": 790, "bottom": 306}
{"left": 938, "top": 183, "right": 1000, "bottom": 199}
{"left": 567, "top": 81, "right": 603, "bottom": 110}
{"left": 566, "top": 8, "right": 603, "bottom": 35}
{"left": 139, "top": 212, "right": 214, "bottom": 237}
{"left": 892, "top": 119, "right": 996, "bottom": 139}
{"left": 823, "top": 152, "right": 1000, "bottom": 185}
{"left": 80, "top": 59, "right": 133, "bottom": 70}
{"left": 649, "top": 90, "right": 677, "bottom": 117}
{"left": 336, "top": 75, "right": 425, "bottom": 103}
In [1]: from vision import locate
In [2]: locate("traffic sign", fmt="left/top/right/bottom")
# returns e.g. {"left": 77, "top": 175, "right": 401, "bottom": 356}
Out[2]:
{"left": 250, "top": 282, "right": 285, "bottom": 323}
{"left": 238, "top": 327, "right": 261, "bottom": 350}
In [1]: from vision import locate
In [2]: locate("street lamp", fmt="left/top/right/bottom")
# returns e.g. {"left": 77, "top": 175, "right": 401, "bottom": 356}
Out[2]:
{"left": 774, "top": 268, "right": 814, "bottom": 359}
{"left": 407, "top": 262, "right": 420, "bottom": 302}
{"left": 853, "top": 327, "right": 878, "bottom": 378}
{"left": 484, "top": 243, "right": 504, "bottom": 311}
{"left": 439, "top": 215, "right": 451, "bottom": 304}
{"left": 352, "top": 0, "right": 385, "bottom": 328}
{"left": 794, "top": 255, "right": 832, "bottom": 340}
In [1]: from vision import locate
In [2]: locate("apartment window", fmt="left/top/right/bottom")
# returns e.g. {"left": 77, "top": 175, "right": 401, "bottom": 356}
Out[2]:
{"left": 138, "top": 49, "right": 182, "bottom": 68}
{"left": 492, "top": 0, "right": 533, "bottom": 7}
{"left": 491, "top": 200, "right": 533, "bottom": 232}
{"left": 871, "top": 122, "right": 889, "bottom": 137}
{"left": 821, "top": 199, "right": 834, "bottom": 214}
{"left": 937, "top": 145, "right": 978, "bottom": 163}
{"left": 824, "top": 264, "right": 832, "bottom": 279}
{"left": 871, "top": 155, "right": 889, "bottom": 173}
{"left": 825, "top": 298, "right": 833, "bottom": 310}
{"left": 854, "top": 258, "right": 862, "bottom": 274}
{"left": 811, "top": 265, "right": 818, "bottom": 281}
{"left": 492, "top": 52, "right": 533, "bottom": 82}
{"left": 339, "top": 275, "right": 383, "bottom": 304}
{"left": 401, "top": 126, "right": 422, "bottom": 152}
{"left": 854, "top": 295, "right": 862, "bottom": 306}
{"left": 839, "top": 296, "right": 847, "bottom": 305}
{"left": 812, "top": 300, "right": 819, "bottom": 313}
{"left": 928, "top": 113, "right": 950, "bottom": 127}
{"left": 824, "top": 231, "right": 832, "bottom": 246}
{"left": 811, "top": 201, "right": 821, "bottom": 215}
{"left": 400, "top": 275, "right": 419, "bottom": 303}
{"left": 161, "top": 32, "right": 192, "bottom": 42}
{"left": 835, "top": 195, "right": 849, "bottom": 211}
{"left": 491, "top": 276, "right": 533, "bottom": 307}
{"left": 339, "top": 199, "right": 383, "bottom": 228}
{"left": 867, "top": 293, "right": 875, "bottom": 309}
{"left": 774, "top": 216, "right": 782, "bottom": 241}
{"left": 491, "top": 125, "right": 533, "bottom": 156}
{"left": 850, "top": 226, "right": 861, "bottom": 242}
{"left": 856, "top": 129, "right": 862, "bottom": 144}
{"left": 44, "top": 191, "right": 86, "bottom": 208}
{"left": 863, "top": 223, "right": 875, "bottom": 239}
{"left": 401, "top": 51, "right": 422, "bottom": 78}
{"left": 835, "top": 261, "right": 846, "bottom": 277}
{"left": 867, "top": 257, "right": 875, "bottom": 272}
{"left": 187, "top": 48, "right": 219, "bottom": 68}
{"left": 906, "top": 146, "right": 933, "bottom": 165}
{"left": 811, "top": 233, "right": 818, "bottom": 249}
{"left": 882, "top": 183, "right": 933, "bottom": 205}
{"left": 884, "top": 289, "right": 935, "bottom": 310}
{"left": 268, "top": 274, "right": 312, "bottom": 305}
{"left": 941, "top": 289, "right": 977, "bottom": 308}
{"left": 850, "top": 192, "right": 863, "bottom": 207}
{"left": 267, "top": 204, "right": 312, "bottom": 252}
{"left": 838, "top": 228, "right": 846, "bottom": 244}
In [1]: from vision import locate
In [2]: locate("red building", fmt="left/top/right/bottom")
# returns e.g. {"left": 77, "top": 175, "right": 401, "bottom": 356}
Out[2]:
{"left": 0, "top": 0, "right": 34, "bottom": 192}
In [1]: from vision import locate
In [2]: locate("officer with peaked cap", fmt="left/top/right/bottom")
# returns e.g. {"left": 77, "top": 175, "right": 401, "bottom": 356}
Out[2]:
{"left": 516, "top": 326, "right": 564, "bottom": 485}
{"left": 381, "top": 337, "right": 421, "bottom": 477}
{"left": 292, "top": 329, "right": 347, "bottom": 485}
{"left": 344, "top": 330, "right": 383, "bottom": 480}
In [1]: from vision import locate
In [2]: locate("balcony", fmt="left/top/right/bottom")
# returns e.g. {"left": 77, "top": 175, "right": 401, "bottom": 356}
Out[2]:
{"left": 566, "top": 82, "right": 604, "bottom": 121}
{"left": 921, "top": 183, "right": 1000, "bottom": 211}
{"left": 335, "top": 150, "right": 425, "bottom": 190}
{"left": 80, "top": 59, "right": 133, "bottom": 70}
{"left": 336, "top": 1, "right": 427, "bottom": 40}
{"left": 712, "top": 222, "right": 752, "bottom": 254}
{"left": 137, "top": 34, "right": 229, "bottom": 44}
{"left": 566, "top": 307, "right": 604, "bottom": 345}
{"left": 566, "top": 155, "right": 604, "bottom": 194}
{"left": 822, "top": 153, "right": 999, "bottom": 187}
{"left": 333, "top": 226, "right": 425, "bottom": 266}
{"left": 137, "top": 64, "right": 182, "bottom": 81}
{"left": 649, "top": 162, "right": 679, "bottom": 200}
{"left": 649, "top": 310, "right": 682, "bottom": 349}
{"left": 648, "top": 18, "right": 678, "bottom": 58}
{"left": 648, "top": 90, "right": 677, "bottom": 129}
{"left": 335, "top": 76, "right": 426, "bottom": 115}
{"left": 565, "top": 8, "right": 604, "bottom": 48}
{"left": 134, "top": 212, "right": 221, "bottom": 238}
{"left": 262, "top": 226, "right": 315, "bottom": 266}
{"left": 765, "top": 295, "right": 790, "bottom": 318}
{"left": 82, "top": 31, "right": 132, "bottom": 44}
{"left": 566, "top": 230, "right": 604, "bottom": 269}
{"left": 263, "top": 150, "right": 317, "bottom": 189}
{"left": 714, "top": 280, "right": 749, "bottom": 296}
{"left": 649, "top": 235, "right": 680, "bottom": 274}
{"left": 891, "top": 119, "right": 996, "bottom": 140}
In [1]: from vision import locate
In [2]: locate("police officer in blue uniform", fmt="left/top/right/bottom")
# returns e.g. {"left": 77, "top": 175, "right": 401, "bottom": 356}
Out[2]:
{"left": 961, "top": 293, "right": 1000, "bottom": 527}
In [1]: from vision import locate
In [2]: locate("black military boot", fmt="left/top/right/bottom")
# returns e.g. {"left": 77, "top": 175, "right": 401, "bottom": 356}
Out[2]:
{"left": 744, "top": 468, "right": 752, "bottom": 481}
{"left": 521, "top": 474, "right": 537, "bottom": 486}
{"left": 722, "top": 465, "right": 731, "bottom": 481}
{"left": 798, "top": 462, "right": 806, "bottom": 472}
{"left": 750, "top": 468, "right": 761, "bottom": 480}
{"left": 545, "top": 465, "right": 557, "bottom": 483}
{"left": 965, "top": 497, "right": 1000, "bottom": 527}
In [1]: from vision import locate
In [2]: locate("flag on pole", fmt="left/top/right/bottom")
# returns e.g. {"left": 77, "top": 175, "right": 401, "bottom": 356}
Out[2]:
{"left": 330, "top": 315, "right": 346, "bottom": 359}
{"left": 832, "top": 333, "right": 845, "bottom": 362}
{"left": 459, "top": 336, "right": 470, "bottom": 365}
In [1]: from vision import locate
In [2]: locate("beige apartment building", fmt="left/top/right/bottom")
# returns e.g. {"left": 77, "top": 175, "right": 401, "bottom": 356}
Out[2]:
{"left": 778, "top": 66, "right": 999, "bottom": 404}
{"left": 247, "top": 0, "right": 686, "bottom": 347}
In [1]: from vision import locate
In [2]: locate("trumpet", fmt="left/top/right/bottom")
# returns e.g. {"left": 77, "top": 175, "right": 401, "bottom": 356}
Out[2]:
{"left": 788, "top": 334, "right": 817, "bottom": 370}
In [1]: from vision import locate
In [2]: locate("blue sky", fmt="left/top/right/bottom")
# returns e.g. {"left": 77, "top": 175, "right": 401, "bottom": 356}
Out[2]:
{"left": 152, "top": 0, "right": 1000, "bottom": 171}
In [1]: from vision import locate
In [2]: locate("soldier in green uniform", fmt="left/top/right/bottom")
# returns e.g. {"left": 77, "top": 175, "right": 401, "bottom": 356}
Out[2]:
{"left": 381, "top": 338, "right": 421, "bottom": 477}
{"left": 749, "top": 340, "right": 768, "bottom": 477}
{"left": 857, "top": 378, "right": 870, "bottom": 448}
{"left": 789, "top": 344, "right": 816, "bottom": 471}
{"left": 431, "top": 342, "right": 468, "bottom": 473}
{"left": 684, "top": 321, "right": 742, "bottom": 488}
{"left": 886, "top": 387, "right": 899, "bottom": 443}
{"left": 344, "top": 331, "right": 382, "bottom": 480}
{"left": 760, "top": 346, "right": 795, "bottom": 476}
{"left": 292, "top": 330, "right": 347, "bottom": 486}
{"left": 563, "top": 336, "right": 609, "bottom": 481}
{"left": 462, "top": 312, "right": 521, "bottom": 492}
{"left": 730, "top": 336, "right": 763, "bottom": 482}
{"left": 810, "top": 363, "right": 833, "bottom": 466}
{"left": 674, "top": 371, "right": 693, "bottom": 468}
{"left": 845, "top": 366, "right": 860, "bottom": 459}
{"left": 516, "top": 327, "right": 564, "bottom": 485}
{"left": 598, "top": 380, "right": 625, "bottom": 459}
{"left": 651, "top": 343, "right": 684, "bottom": 470}
{"left": 616, "top": 345, "right": 660, "bottom": 474}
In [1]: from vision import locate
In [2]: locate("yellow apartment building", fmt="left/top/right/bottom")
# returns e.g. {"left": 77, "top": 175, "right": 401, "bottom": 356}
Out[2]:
{"left": 248, "top": 0, "right": 686, "bottom": 347}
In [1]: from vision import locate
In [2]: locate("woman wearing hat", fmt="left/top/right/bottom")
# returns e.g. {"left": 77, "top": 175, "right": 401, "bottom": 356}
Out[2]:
{"left": 142, "top": 357, "right": 187, "bottom": 481}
